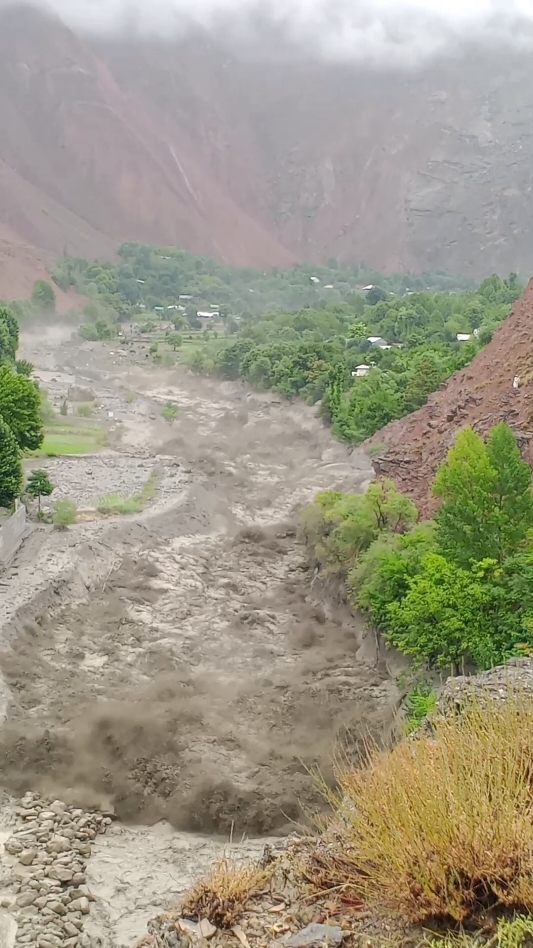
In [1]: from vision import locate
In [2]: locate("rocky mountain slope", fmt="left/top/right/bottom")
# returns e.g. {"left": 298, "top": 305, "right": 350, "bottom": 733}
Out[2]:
{"left": 369, "top": 279, "right": 533, "bottom": 513}
{"left": 1, "top": 4, "right": 533, "bottom": 287}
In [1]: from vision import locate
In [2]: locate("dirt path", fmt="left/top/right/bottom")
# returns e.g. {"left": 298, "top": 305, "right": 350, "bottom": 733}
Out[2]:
{"left": 0, "top": 329, "right": 403, "bottom": 946}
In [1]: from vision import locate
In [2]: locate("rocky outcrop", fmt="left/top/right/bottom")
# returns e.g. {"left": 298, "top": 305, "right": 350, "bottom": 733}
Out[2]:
{"left": 367, "top": 279, "right": 533, "bottom": 514}
{"left": 435, "top": 657, "right": 533, "bottom": 716}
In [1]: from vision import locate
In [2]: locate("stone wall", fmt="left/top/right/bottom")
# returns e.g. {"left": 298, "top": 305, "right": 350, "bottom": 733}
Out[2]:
{"left": 0, "top": 502, "right": 26, "bottom": 569}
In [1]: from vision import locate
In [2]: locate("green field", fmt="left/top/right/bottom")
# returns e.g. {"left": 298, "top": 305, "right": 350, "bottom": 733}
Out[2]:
{"left": 31, "top": 425, "right": 107, "bottom": 457}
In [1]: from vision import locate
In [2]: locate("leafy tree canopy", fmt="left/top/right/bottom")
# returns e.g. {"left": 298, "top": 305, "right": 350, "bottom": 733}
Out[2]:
{"left": 0, "top": 416, "right": 22, "bottom": 509}
{"left": 0, "top": 367, "right": 44, "bottom": 451}
{"left": 31, "top": 280, "right": 56, "bottom": 312}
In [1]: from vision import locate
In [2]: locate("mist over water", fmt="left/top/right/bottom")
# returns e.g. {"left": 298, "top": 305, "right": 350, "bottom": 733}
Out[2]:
{"left": 2, "top": 0, "right": 533, "bottom": 64}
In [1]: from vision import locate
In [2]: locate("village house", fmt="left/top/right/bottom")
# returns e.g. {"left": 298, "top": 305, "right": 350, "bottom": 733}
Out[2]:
{"left": 351, "top": 364, "right": 371, "bottom": 378}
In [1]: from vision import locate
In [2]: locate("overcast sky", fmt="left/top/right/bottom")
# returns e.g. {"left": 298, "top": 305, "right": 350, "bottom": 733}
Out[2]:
{"left": 8, "top": 0, "right": 533, "bottom": 64}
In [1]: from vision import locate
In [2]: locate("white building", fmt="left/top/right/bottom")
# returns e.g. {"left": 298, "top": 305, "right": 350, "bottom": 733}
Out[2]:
{"left": 367, "top": 336, "right": 392, "bottom": 349}
{"left": 352, "top": 364, "right": 371, "bottom": 378}
{"left": 456, "top": 333, "right": 473, "bottom": 342}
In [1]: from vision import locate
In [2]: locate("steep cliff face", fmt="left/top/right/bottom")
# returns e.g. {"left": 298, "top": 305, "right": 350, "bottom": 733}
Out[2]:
{"left": 0, "top": 4, "right": 532, "bottom": 285}
{"left": 368, "top": 280, "right": 533, "bottom": 513}
{"left": 0, "top": 6, "right": 295, "bottom": 272}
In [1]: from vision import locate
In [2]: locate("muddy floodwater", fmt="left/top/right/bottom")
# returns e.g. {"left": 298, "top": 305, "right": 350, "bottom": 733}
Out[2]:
{"left": 0, "top": 326, "right": 402, "bottom": 945}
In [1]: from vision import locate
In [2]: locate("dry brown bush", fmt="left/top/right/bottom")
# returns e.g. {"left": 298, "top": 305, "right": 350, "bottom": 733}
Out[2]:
{"left": 181, "top": 856, "right": 273, "bottom": 928}
{"left": 316, "top": 693, "right": 533, "bottom": 923}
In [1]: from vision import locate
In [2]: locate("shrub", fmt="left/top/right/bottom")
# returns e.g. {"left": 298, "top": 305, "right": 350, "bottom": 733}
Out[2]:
{"left": 321, "top": 691, "right": 533, "bottom": 923}
{"left": 53, "top": 499, "right": 77, "bottom": 529}
{"left": 161, "top": 403, "right": 178, "bottom": 423}
{"left": 40, "top": 390, "right": 56, "bottom": 425}
{"left": 76, "top": 403, "right": 94, "bottom": 418}
{"left": 405, "top": 684, "right": 438, "bottom": 733}
{"left": 180, "top": 857, "right": 272, "bottom": 928}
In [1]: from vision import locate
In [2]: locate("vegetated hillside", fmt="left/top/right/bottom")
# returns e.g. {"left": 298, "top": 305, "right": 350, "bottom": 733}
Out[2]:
{"left": 369, "top": 278, "right": 533, "bottom": 512}
{"left": 0, "top": 3, "right": 533, "bottom": 286}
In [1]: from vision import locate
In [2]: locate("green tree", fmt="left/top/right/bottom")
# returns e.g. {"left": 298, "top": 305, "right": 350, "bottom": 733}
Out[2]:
{"left": 403, "top": 351, "right": 444, "bottom": 413}
{"left": 434, "top": 425, "right": 533, "bottom": 568}
{"left": 0, "top": 417, "right": 22, "bottom": 508}
{"left": 366, "top": 286, "right": 388, "bottom": 305}
{"left": 351, "top": 522, "right": 436, "bottom": 628}
{"left": 0, "top": 306, "right": 19, "bottom": 362}
{"left": 167, "top": 333, "right": 183, "bottom": 351}
{"left": 486, "top": 422, "right": 533, "bottom": 562}
{"left": 31, "top": 280, "right": 56, "bottom": 312}
{"left": 386, "top": 553, "right": 491, "bottom": 671}
{"left": 433, "top": 427, "right": 499, "bottom": 568}
{"left": 348, "top": 320, "right": 368, "bottom": 340}
{"left": 15, "top": 360, "right": 34, "bottom": 377}
{"left": 26, "top": 469, "right": 54, "bottom": 512}
{"left": 0, "top": 367, "right": 43, "bottom": 451}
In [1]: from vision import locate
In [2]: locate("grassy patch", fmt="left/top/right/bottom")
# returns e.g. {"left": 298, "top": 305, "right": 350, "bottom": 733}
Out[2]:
{"left": 97, "top": 474, "right": 158, "bottom": 517}
{"left": 366, "top": 441, "right": 387, "bottom": 458}
{"left": 313, "top": 690, "right": 533, "bottom": 923}
{"left": 138, "top": 474, "right": 158, "bottom": 504}
{"left": 181, "top": 857, "right": 272, "bottom": 928}
{"left": 32, "top": 426, "right": 106, "bottom": 457}
{"left": 161, "top": 402, "right": 179, "bottom": 423}
{"left": 428, "top": 916, "right": 533, "bottom": 948}
{"left": 97, "top": 494, "right": 143, "bottom": 515}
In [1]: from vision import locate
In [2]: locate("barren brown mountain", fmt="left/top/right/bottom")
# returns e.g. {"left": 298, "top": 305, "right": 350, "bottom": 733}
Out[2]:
{"left": 368, "top": 279, "right": 533, "bottom": 513}
{"left": 1, "top": 3, "right": 533, "bottom": 293}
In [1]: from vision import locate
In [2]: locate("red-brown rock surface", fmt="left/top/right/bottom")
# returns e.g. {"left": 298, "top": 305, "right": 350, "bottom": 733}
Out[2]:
{"left": 367, "top": 280, "right": 533, "bottom": 514}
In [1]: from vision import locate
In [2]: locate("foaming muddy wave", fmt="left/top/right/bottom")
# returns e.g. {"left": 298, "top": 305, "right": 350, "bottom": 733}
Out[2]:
{"left": 0, "top": 527, "right": 400, "bottom": 835}
{"left": 0, "top": 666, "right": 396, "bottom": 834}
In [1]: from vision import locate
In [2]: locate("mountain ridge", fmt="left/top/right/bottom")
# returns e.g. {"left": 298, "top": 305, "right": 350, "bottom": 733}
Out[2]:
{"left": 0, "top": 4, "right": 533, "bottom": 294}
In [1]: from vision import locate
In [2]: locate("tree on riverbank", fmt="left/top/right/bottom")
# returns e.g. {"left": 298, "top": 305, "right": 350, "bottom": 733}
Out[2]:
{"left": 301, "top": 422, "right": 533, "bottom": 672}
{"left": 26, "top": 469, "right": 54, "bottom": 513}
{"left": 0, "top": 367, "right": 43, "bottom": 452}
{"left": 0, "top": 417, "right": 22, "bottom": 509}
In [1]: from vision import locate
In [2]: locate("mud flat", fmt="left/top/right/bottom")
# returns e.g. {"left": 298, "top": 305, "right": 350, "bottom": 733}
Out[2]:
{"left": 0, "top": 330, "right": 403, "bottom": 946}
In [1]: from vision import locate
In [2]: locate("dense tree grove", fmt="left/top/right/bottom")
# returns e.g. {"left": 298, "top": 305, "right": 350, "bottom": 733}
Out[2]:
{"left": 202, "top": 273, "right": 520, "bottom": 444}
{"left": 0, "top": 306, "right": 43, "bottom": 508}
{"left": 49, "top": 246, "right": 522, "bottom": 446}
{"left": 300, "top": 423, "right": 533, "bottom": 673}
{"left": 52, "top": 242, "right": 474, "bottom": 320}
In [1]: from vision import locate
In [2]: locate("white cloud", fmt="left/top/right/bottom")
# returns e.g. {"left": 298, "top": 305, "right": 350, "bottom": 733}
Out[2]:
{"left": 7, "top": 0, "right": 533, "bottom": 64}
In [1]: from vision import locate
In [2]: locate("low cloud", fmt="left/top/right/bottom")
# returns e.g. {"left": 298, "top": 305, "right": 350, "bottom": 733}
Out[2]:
{"left": 6, "top": 0, "right": 533, "bottom": 64}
